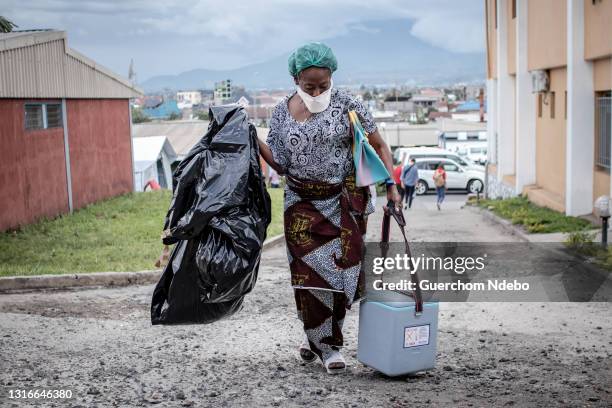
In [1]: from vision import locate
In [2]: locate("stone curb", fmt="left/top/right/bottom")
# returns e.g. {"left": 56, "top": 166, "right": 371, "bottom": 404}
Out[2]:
{"left": 0, "top": 270, "right": 162, "bottom": 293}
{"left": 262, "top": 233, "right": 285, "bottom": 250}
{"left": 465, "top": 204, "right": 530, "bottom": 242}
{"left": 0, "top": 234, "right": 285, "bottom": 293}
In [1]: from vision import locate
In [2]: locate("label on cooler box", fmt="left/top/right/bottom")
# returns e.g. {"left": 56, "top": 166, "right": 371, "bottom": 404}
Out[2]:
{"left": 404, "top": 324, "right": 430, "bottom": 348}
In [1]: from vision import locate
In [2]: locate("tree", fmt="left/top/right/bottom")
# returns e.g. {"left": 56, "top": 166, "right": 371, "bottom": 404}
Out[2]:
{"left": 0, "top": 16, "right": 17, "bottom": 33}
{"left": 196, "top": 111, "right": 209, "bottom": 121}
{"left": 167, "top": 112, "right": 181, "bottom": 121}
{"left": 362, "top": 91, "right": 373, "bottom": 101}
{"left": 131, "top": 107, "right": 150, "bottom": 124}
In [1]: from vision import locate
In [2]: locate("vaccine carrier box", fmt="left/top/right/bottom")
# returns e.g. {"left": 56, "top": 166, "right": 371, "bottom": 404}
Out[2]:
{"left": 357, "top": 299, "right": 439, "bottom": 376}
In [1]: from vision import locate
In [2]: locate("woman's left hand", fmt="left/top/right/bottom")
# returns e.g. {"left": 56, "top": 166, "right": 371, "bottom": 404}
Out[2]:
{"left": 386, "top": 184, "right": 402, "bottom": 209}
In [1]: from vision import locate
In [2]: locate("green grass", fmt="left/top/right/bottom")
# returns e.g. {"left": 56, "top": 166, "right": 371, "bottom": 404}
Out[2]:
{"left": 478, "top": 196, "right": 592, "bottom": 233}
{"left": 564, "top": 231, "right": 612, "bottom": 271}
{"left": 266, "top": 188, "right": 284, "bottom": 237}
{"left": 0, "top": 188, "right": 284, "bottom": 277}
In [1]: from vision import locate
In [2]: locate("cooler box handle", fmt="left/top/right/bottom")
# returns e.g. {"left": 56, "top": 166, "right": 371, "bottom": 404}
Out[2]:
{"left": 380, "top": 200, "right": 424, "bottom": 314}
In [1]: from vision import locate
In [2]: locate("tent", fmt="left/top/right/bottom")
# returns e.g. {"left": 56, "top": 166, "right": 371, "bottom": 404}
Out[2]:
{"left": 132, "top": 136, "right": 177, "bottom": 191}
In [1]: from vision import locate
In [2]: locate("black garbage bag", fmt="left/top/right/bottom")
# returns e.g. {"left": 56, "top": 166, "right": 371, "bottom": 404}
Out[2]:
{"left": 151, "top": 105, "right": 271, "bottom": 325}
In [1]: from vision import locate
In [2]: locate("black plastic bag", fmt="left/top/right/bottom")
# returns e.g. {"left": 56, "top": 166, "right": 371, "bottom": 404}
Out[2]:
{"left": 151, "top": 105, "right": 271, "bottom": 325}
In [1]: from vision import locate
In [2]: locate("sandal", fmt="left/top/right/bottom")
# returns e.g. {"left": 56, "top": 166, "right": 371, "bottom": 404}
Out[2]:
{"left": 323, "top": 351, "right": 346, "bottom": 375}
{"left": 298, "top": 336, "right": 317, "bottom": 365}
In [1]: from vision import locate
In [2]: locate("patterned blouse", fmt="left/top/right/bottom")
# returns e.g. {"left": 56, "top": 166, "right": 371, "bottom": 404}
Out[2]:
{"left": 266, "top": 88, "right": 377, "bottom": 184}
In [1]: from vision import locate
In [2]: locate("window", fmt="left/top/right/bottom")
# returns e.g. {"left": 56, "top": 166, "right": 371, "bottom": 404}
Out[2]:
{"left": 46, "top": 104, "right": 63, "bottom": 128}
{"left": 443, "top": 163, "right": 459, "bottom": 172}
{"left": 596, "top": 93, "right": 611, "bottom": 169}
{"left": 428, "top": 162, "right": 441, "bottom": 171}
{"left": 512, "top": 0, "right": 516, "bottom": 19}
{"left": 448, "top": 155, "right": 470, "bottom": 166}
{"left": 550, "top": 92, "right": 556, "bottom": 119}
{"left": 25, "top": 104, "right": 44, "bottom": 129}
{"left": 24, "top": 103, "right": 63, "bottom": 130}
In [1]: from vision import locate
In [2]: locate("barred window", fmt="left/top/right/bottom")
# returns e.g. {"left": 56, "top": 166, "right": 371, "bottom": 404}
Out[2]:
{"left": 25, "top": 104, "right": 44, "bottom": 129}
{"left": 596, "top": 93, "right": 611, "bottom": 169}
{"left": 24, "top": 102, "right": 63, "bottom": 130}
{"left": 46, "top": 104, "right": 63, "bottom": 128}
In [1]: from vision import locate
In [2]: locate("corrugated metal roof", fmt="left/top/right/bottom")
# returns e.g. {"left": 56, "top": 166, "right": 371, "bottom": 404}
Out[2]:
{"left": 455, "top": 100, "right": 486, "bottom": 112}
{"left": 0, "top": 30, "right": 143, "bottom": 98}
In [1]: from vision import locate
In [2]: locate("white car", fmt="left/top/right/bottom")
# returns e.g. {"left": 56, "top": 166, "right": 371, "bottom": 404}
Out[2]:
{"left": 394, "top": 146, "right": 483, "bottom": 171}
{"left": 412, "top": 157, "right": 485, "bottom": 195}
{"left": 465, "top": 146, "right": 487, "bottom": 165}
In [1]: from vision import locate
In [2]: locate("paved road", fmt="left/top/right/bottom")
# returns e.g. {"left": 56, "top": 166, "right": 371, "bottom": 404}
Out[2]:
{"left": 0, "top": 194, "right": 610, "bottom": 407}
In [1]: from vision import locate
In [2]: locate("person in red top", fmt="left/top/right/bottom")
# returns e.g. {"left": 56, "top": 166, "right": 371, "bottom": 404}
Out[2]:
{"left": 433, "top": 164, "right": 447, "bottom": 210}
{"left": 393, "top": 161, "right": 405, "bottom": 204}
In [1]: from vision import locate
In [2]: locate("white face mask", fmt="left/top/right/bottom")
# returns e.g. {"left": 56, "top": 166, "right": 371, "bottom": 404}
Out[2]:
{"left": 296, "top": 80, "right": 333, "bottom": 113}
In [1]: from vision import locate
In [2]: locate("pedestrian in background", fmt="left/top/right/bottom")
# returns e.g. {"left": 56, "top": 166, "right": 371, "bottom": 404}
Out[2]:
{"left": 433, "top": 164, "right": 446, "bottom": 210}
{"left": 401, "top": 158, "right": 419, "bottom": 209}
{"left": 393, "top": 161, "right": 404, "bottom": 204}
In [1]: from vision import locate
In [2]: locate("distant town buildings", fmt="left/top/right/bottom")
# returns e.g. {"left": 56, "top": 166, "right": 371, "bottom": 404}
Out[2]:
{"left": 383, "top": 96, "right": 413, "bottom": 113}
{"left": 214, "top": 79, "right": 232, "bottom": 104}
{"left": 452, "top": 100, "right": 486, "bottom": 122}
{"left": 176, "top": 90, "right": 202, "bottom": 108}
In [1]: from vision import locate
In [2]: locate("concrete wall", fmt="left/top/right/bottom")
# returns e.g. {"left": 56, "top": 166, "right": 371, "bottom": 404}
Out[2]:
{"left": 584, "top": 0, "right": 612, "bottom": 60}
{"left": 496, "top": 0, "right": 516, "bottom": 179}
{"left": 528, "top": 0, "right": 567, "bottom": 70}
{"left": 485, "top": 0, "right": 610, "bottom": 215}
{"left": 515, "top": 0, "right": 537, "bottom": 193}
{"left": 0, "top": 98, "right": 133, "bottom": 231}
{"left": 593, "top": 169, "right": 610, "bottom": 203}
{"left": 535, "top": 68, "right": 567, "bottom": 201}
{"left": 593, "top": 57, "right": 612, "bottom": 91}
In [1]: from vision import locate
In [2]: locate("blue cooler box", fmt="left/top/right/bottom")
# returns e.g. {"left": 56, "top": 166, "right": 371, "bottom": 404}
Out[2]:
{"left": 357, "top": 300, "right": 439, "bottom": 376}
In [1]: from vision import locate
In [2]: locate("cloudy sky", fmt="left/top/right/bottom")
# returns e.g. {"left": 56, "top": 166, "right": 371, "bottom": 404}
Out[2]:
{"left": 4, "top": 0, "right": 485, "bottom": 81}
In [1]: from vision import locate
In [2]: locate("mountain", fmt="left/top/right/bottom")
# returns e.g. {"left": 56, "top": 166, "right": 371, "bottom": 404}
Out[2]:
{"left": 140, "top": 19, "right": 485, "bottom": 92}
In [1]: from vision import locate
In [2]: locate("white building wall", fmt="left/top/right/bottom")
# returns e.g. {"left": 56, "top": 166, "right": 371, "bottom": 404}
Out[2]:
{"left": 565, "top": 0, "right": 595, "bottom": 215}
{"left": 514, "top": 0, "right": 537, "bottom": 193}
{"left": 496, "top": 0, "right": 516, "bottom": 182}
{"left": 486, "top": 79, "right": 498, "bottom": 165}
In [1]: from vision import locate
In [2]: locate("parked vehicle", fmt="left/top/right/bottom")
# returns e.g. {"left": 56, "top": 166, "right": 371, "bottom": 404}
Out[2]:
{"left": 394, "top": 147, "right": 483, "bottom": 171}
{"left": 456, "top": 146, "right": 487, "bottom": 165}
{"left": 413, "top": 157, "right": 485, "bottom": 195}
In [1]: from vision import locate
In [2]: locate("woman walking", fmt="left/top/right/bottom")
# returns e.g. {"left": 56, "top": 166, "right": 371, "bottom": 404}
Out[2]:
{"left": 433, "top": 164, "right": 447, "bottom": 210}
{"left": 257, "top": 42, "right": 400, "bottom": 374}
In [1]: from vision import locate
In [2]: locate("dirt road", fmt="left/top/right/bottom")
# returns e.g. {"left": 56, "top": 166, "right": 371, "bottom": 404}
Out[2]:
{"left": 1, "top": 195, "right": 610, "bottom": 407}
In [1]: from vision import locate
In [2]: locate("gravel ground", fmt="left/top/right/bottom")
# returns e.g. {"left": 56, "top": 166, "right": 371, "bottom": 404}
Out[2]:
{"left": 0, "top": 194, "right": 610, "bottom": 407}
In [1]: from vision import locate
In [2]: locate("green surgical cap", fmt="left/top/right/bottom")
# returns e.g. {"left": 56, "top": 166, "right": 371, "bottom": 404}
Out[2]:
{"left": 288, "top": 42, "right": 338, "bottom": 77}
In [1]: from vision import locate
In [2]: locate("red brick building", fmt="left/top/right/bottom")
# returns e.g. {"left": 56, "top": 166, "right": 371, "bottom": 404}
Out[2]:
{"left": 0, "top": 30, "right": 143, "bottom": 231}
